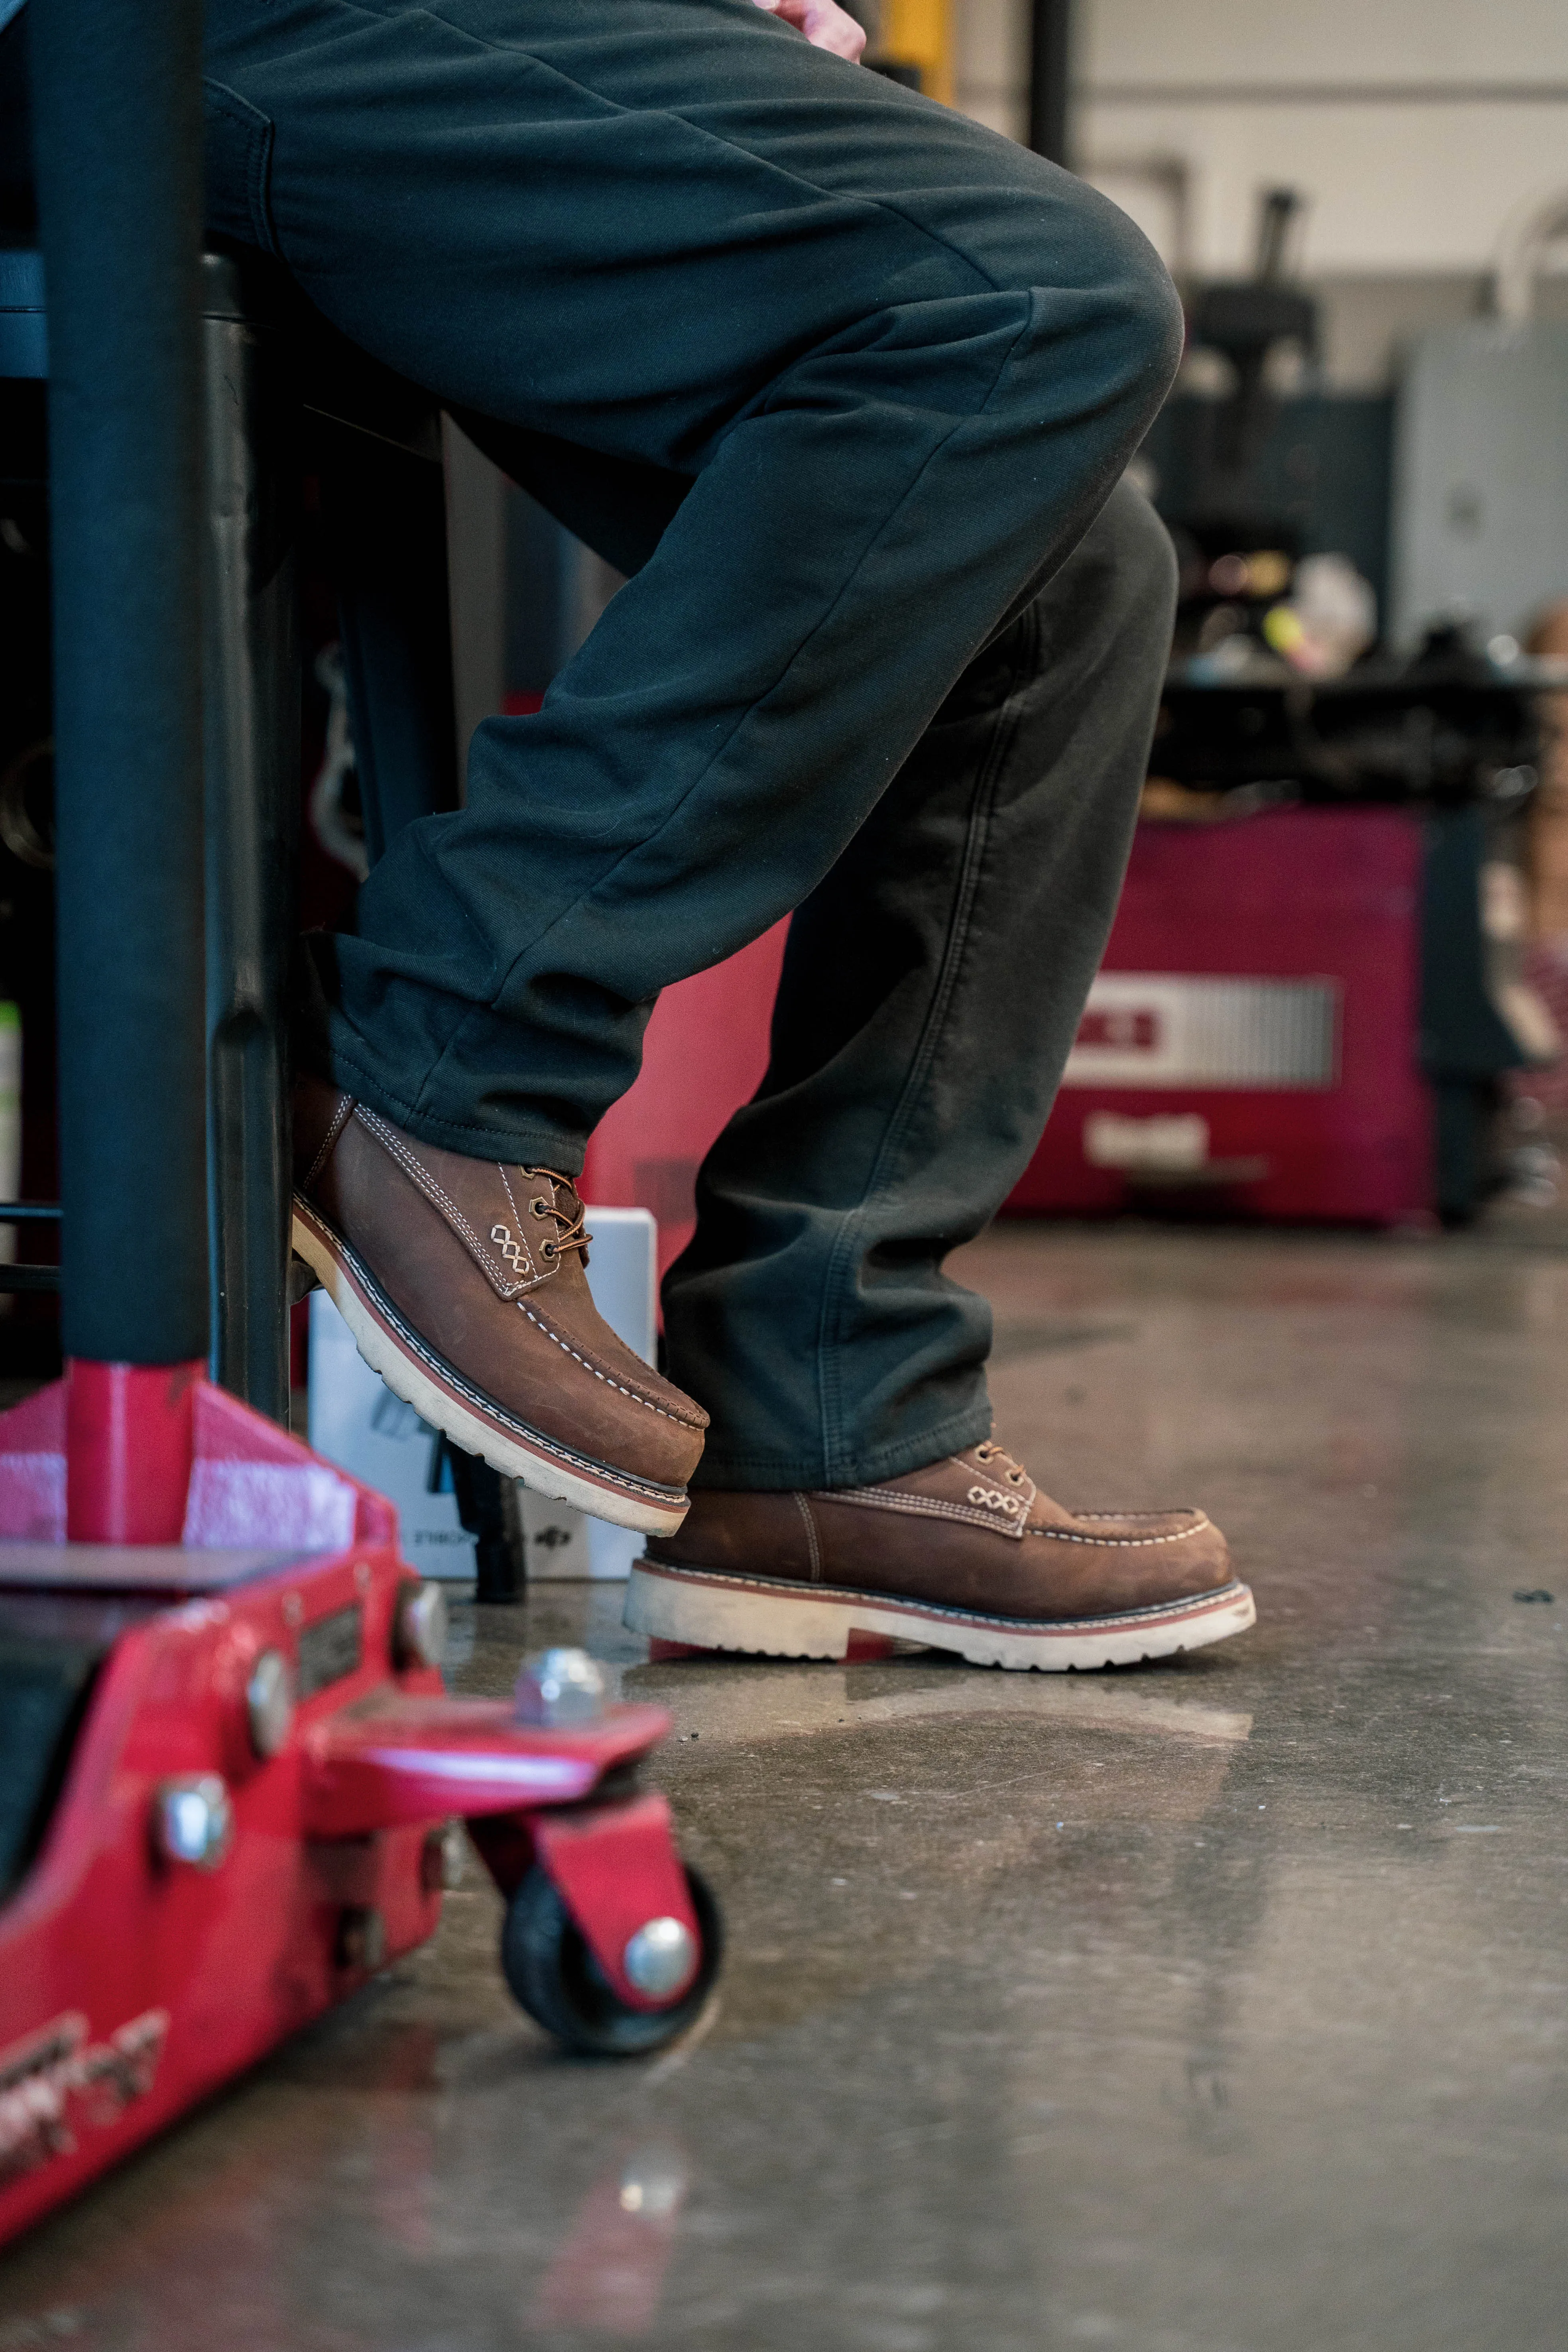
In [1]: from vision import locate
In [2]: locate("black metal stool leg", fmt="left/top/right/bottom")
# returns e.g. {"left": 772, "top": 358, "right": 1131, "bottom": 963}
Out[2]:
{"left": 317, "top": 418, "right": 526, "bottom": 1594}
{"left": 202, "top": 251, "right": 300, "bottom": 1422}
{"left": 319, "top": 421, "right": 460, "bottom": 860}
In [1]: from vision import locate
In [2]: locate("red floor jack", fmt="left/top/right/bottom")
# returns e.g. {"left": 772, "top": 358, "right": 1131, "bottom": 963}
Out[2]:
{"left": 1, "top": 0, "right": 718, "bottom": 2250}
{"left": 0, "top": 1369, "right": 721, "bottom": 2249}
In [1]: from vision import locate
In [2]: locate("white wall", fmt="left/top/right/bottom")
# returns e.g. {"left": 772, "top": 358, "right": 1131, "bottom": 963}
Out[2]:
{"left": 1081, "top": 0, "right": 1568, "bottom": 87}
{"left": 957, "top": 0, "right": 1568, "bottom": 283}
{"left": 954, "top": 0, "right": 1029, "bottom": 141}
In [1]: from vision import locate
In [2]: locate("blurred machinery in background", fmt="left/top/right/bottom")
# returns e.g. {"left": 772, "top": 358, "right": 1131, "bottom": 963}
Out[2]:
{"left": 1393, "top": 181, "right": 1568, "bottom": 653}
{"left": 590, "top": 185, "right": 1554, "bottom": 1237}
{"left": 1000, "top": 189, "right": 1553, "bottom": 1229}
{"left": 1005, "top": 772, "right": 1544, "bottom": 1230}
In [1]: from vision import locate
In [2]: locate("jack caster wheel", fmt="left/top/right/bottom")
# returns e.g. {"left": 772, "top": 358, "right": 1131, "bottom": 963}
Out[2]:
{"left": 500, "top": 1862, "right": 722, "bottom": 2055}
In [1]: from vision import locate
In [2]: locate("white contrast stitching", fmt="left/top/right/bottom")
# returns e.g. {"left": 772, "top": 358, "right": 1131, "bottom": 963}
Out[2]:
{"left": 496, "top": 1165, "right": 539, "bottom": 1278}
{"left": 1071, "top": 1509, "right": 1205, "bottom": 1526}
{"left": 517, "top": 1303, "right": 706, "bottom": 1430}
{"left": 358, "top": 1110, "right": 490, "bottom": 1259}
{"left": 814, "top": 1486, "right": 1208, "bottom": 1547}
{"left": 304, "top": 1093, "right": 354, "bottom": 1192}
{"left": 792, "top": 1491, "right": 824, "bottom": 1581}
{"left": 814, "top": 1487, "right": 1028, "bottom": 1540}
{"left": 356, "top": 1107, "right": 534, "bottom": 1297}
{"left": 1028, "top": 1522, "right": 1207, "bottom": 1549}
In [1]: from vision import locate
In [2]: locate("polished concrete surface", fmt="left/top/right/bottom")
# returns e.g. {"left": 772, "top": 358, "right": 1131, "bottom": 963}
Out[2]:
{"left": 4, "top": 1217, "right": 1567, "bottom": 2350}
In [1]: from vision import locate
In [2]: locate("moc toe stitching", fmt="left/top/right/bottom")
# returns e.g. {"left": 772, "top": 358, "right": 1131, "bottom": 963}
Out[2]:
{"left": 1069, "top": 1508, "right": 1208, "bottom": 1527}
{"left": 517, "top": 1301, "right": 708, "bottom": 1430}
{"left": 1029, "top": 1522, "right": 1208, "bottom": 1549}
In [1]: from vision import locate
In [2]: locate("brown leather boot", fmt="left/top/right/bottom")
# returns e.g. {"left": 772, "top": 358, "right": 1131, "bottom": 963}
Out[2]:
{"left": 291, "top": 1078, "right": 707, "bottom": 1534}
{"left": 626, "top": 1440, "right": 1253, "bottom": 1668}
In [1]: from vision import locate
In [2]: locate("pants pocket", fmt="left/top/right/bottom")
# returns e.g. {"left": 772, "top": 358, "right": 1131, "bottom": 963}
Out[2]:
{"left": 202, "top": 76, "right": 279, "bottom": 257}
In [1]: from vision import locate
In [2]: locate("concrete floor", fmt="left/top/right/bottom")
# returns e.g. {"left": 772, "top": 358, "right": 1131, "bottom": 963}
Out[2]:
{"left": 2, "top": 1217, "right": 1566, "bottom": 2350}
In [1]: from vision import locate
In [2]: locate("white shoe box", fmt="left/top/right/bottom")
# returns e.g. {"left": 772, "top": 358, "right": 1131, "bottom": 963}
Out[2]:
{"left": 307, "top": 1205, "right": 658, "bottom": 1583}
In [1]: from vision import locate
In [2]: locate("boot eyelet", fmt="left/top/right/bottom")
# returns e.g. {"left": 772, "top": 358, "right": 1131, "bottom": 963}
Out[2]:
{"left": 541, "top": 1240, "right": 558, "bottom": 1259}
{"left": 530, "top": 1196, "right": 549, "bottom": 1218}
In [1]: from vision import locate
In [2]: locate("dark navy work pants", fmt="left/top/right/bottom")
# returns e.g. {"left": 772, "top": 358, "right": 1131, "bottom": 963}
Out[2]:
{"left": 203, "top": 0, "right": 1181, "bottom": 1487}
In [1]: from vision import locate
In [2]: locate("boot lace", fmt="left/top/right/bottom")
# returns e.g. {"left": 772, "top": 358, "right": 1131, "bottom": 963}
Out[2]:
{"left": 523, "top": 1170, "right": 591, "bottom": 1266}
{"left": 973, "top": 1438, "right": 1030, "bottom": 1489}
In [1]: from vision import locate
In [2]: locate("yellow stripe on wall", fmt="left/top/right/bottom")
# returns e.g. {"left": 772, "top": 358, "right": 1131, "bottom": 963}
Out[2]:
{"left": 880, "top": 0, "right": 953, "bottom": 106}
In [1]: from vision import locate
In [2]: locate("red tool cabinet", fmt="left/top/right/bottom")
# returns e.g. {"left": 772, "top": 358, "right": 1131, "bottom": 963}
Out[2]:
{"left": 1005, "top": 808, "right": 1432, "bottom": 1226}
{"left": 585, "top": 812, "right": 1434, "bottom": 1243}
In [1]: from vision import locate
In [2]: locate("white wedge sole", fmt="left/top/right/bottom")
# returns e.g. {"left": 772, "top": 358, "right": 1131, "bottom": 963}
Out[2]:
{"left": 624, "top": 1556, "right": 1257, "bottom": 1671}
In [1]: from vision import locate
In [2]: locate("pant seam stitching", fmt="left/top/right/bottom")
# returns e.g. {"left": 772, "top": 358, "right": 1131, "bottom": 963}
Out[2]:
{"left": 409, "top": 292, "right": 1037, "bottom": 1124}
{"left": 811, "top": 602, "right": 1037, "bottom": 1480}
{"left": 697, "top": 1399, "right": 994, "bottom": 1489}
{"left": 325, "top": 0, "right": 1008, "bottom": 295}
{"left": 324, "top": 1044, "right": 582, "bottom": 1155}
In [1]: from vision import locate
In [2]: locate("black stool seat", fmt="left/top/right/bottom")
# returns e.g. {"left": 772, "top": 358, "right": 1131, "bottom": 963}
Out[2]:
{"left": 0, "top": 239, "right": 439, "bottom": 445}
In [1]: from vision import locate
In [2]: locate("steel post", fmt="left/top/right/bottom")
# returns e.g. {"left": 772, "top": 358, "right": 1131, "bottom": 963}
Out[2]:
{"left": 29, "top": 0, "right": 208, "bottom": 1534}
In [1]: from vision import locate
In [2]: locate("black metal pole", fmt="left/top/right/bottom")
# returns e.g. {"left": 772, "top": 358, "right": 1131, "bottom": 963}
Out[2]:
{"left": 28, "top": 0, "right": 209, "bottom": 1369}
{"left": 1028, "top": 0, "right": 1072, "bottom": 168}
{"left": 203, "top": 251, "right": 300, "bottom": 1421}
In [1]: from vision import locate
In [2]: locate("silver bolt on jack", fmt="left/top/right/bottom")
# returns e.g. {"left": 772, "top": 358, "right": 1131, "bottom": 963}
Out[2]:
{"left": 514, "top": 1646, "right": 607, "bottom": 1727}
{"left": 396, "top": 1580, "right": 449, "bottom": 1670}
{"left": 154, "top": 1774, "right": 234, "bottom": 1870}
{"left": 622, "top": 1915, "right": 698, "bottom": 2000}
{"left": 246, "top": 1648, "right": 294, "bottom": 1757}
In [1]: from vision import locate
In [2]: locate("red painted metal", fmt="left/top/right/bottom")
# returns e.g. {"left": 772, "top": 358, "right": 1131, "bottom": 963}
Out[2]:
{"left": 580, "top": 919, "right": 789, "bottom": 1280}
{"left": 0, "top": 1374, "right": 704, "bottom": 2246}
{"left": 1007, "top": 808, "right": 1434, "bottom": 1226}
{"left": 65, "top": 1358, "right": 204, "bottom": 1543}
{"left": 574, "top": 811, "right": 1434, "bottom": 1251}
{"left": 533, "top": 2140, "right": 689, "bottom": 2332}
{"left": 533, "top": 1795, "right": 701, "bottom": 2009}
{"left": 302, "top": 1696, "right": 674, "bottom": 1837}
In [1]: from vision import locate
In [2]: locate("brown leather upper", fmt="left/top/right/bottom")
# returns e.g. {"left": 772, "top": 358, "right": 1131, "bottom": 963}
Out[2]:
{"left": 648, "top": 1441, "right": 1233, "bottom": 1621}
{"left": 294, "top": 1078, "right": 707, "bottom": 1489}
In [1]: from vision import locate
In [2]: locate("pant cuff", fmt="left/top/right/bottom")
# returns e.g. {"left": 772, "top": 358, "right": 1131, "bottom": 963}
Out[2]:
{"left": 690, "top": 1398, "right": 995, "bottom": 1493}
{"left": 317, "top": 1045, "right": 588, "bottom": 1178}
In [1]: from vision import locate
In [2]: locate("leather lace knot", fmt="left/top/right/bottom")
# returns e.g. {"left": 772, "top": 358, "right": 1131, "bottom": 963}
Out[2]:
{"left": 974, "top": 1438, "right": 1029, "bottom": 1488}
{"left": 523, "top": 1168, "right": 591, "bottom": 1266}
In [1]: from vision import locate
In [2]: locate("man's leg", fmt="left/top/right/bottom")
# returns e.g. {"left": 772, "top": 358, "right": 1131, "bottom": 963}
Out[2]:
{"left": 203, "top": 0, "right": 1207, "bottom": 1562}
{"left": 451, "top": 443, "right": 1253, "bottom": 1662}
{"left": 203, "top": 0, "right": 1182, "bottom": 1168}
{"left": 630, "top": 480, "right": 1255, "bottom": 1667}
{"left": 663, "top": 479, "right": 1176, "bottom": 1490}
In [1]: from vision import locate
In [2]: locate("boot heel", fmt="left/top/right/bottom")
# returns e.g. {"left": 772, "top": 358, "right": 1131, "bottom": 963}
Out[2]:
{"left": 626, "top": 1559, "right": 871, "bottom": 1661}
